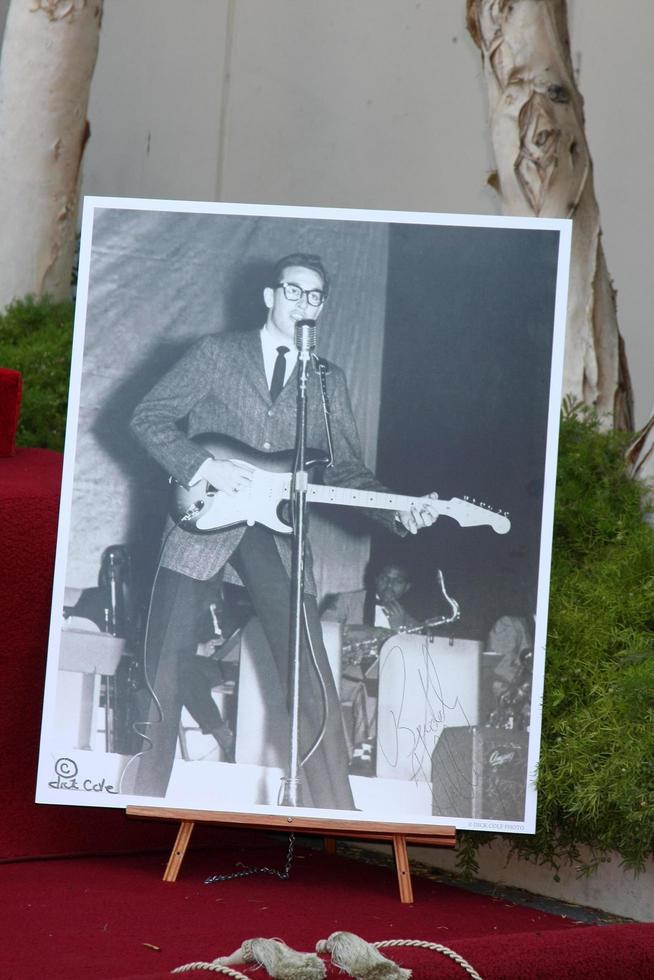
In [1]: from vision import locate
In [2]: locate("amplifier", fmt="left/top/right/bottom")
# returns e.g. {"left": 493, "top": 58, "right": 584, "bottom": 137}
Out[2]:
{"left": 431, "top": 726, "right": 528, "bottom": 821}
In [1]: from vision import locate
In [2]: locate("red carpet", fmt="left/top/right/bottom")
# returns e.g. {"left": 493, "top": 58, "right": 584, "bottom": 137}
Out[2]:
{"left": 0, "top": 449, "right": 196, "bottom": 863}
{"left": 3, "top": 842, "right": 653, "bottom": 979}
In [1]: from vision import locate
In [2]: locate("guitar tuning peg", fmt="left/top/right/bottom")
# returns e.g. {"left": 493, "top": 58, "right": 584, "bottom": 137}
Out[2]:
{"left": 463, "top": 495, "right": 469, "bottom": 501}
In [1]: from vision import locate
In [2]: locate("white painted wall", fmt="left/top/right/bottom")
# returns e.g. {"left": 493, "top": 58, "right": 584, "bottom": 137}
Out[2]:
{"left": 74, "top": 0, "right": 654, "bottom": 426}
{"left": 369, "top": 839, "right": 654, "bottom": 922}
{"left": 568, "top": 1, "right": 654, "bottom": 428}
{"left": 81, "top": 0, "right": 228, "bottom": 200}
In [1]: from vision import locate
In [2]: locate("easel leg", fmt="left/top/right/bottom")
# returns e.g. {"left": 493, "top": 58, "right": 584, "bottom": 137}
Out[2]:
{"left": 392, "top": 834, "right": 413, "bottom": 904}
{"left": 163, "top": 820, "right": 195, "bottom": 882}
{"left": 127, "top": 806, "right": 455, "bottom": 901}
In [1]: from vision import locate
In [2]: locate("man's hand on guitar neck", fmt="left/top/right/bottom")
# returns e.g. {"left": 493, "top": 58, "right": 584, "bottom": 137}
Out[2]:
{"left": 191, "top": 457, "right": 254, "bottom": 496}
{"left": 397, "top": 491, "right": 440, "bottom": 535}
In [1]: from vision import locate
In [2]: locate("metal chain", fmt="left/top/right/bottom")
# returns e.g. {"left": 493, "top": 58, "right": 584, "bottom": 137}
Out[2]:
{"left": 374, "top": 939, "right": 484, "bottom": 980}
{"left": 204, "top": 833, "right": 295, "bottom": 884}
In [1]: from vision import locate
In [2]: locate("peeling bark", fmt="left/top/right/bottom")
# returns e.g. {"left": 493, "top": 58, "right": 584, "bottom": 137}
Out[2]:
{"left": 626, "top": 414, "right": 654, "bottom": 502}
{"left": 30, "top": 1, "right": 90, "bottom": 22}
{"left": 466, "top": 0, "right": 633, "bottom": 429}
{"left": 0, "top": 0, "right": 103, "bottom": 309}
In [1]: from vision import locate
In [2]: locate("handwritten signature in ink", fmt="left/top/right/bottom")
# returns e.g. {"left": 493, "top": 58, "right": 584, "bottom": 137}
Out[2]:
{"left": 48, "top": 758, "right": 119, "bottom": 794}
{"left": 377, "top": 639, "right": 473, "bottom": 788}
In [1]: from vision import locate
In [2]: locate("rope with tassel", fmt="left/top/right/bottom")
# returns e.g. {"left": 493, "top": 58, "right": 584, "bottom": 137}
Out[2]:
{"left": 172, "top": 931, "right": 483, "bottom": 979}
{"left": 316, "top": 932, "right": 483, "bottom": 979}
{"left": 374, "top": 938, "right": 483, "bottom": 979}
{"left": 173, "top": 937, "right": 325, "bottom": 979}
{"left": 171, "top": 961, "right": 249, "bottom": 978}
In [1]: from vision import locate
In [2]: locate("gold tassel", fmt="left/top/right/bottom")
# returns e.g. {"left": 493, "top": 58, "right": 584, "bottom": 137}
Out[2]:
{"left": 214, "top": 938, "right": 326, "bottom": 979}
{"left": 316, "top": 932, "right": 411, "bottom": 980}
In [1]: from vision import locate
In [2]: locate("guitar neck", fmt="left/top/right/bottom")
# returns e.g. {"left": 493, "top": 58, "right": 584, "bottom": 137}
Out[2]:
{"left": 306, "top": 484, "right": 418, "bottom": 514}
{"left": 300, "top": 482, "right": 510, "bottom": 534}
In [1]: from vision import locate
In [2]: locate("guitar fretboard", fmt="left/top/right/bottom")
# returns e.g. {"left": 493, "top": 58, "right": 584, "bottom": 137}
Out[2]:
{"left": 277, "top": 480, "right": 510, "bottom": 533}
{"left": 307, "top": 484, "right": 417, "bottom": 513}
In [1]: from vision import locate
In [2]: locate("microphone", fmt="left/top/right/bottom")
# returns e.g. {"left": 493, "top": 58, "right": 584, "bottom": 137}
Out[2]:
{"left": 294, "top": 318, "right": 316, "bottom": 353}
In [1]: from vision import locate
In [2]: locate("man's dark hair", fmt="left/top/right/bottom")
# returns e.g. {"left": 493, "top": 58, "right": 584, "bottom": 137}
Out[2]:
{"left": 364, "top": 558, "right": 411, "bottom": 591}
{"left": 271, "top": 253, "right": 329, "bottom": 296}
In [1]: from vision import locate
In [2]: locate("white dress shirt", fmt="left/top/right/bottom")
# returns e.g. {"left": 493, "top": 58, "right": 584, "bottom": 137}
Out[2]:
{"left": 259, "top": 323, "right": 299, "bottom": 389}
{"left": 374, "top": 602, "right": 391, "bottom": 628}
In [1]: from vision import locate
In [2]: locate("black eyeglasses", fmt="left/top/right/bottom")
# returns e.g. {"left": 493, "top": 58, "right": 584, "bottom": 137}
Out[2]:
{"left": 276, "top": 281, "right": 325, "bottom": 308}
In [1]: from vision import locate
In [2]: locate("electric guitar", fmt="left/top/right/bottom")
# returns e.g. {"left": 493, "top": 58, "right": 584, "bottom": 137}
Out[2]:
{"left": 169, "top": 433, "right": 511, "bottom": 536}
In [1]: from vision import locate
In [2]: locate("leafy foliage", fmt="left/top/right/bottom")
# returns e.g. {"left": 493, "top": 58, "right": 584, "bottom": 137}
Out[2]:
{"left": 0, "top": 297, "right": 73, "bottom": 450}
{"left": 460, "top": 407, "right": 654, "bottom": 877}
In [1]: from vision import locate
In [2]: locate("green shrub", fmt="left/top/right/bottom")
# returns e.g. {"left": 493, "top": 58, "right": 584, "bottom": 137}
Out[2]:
{"left": 529, "top": 410, "right": 654, "bottom": 873}
{"left": 0, "top": 297, "right": 73, "bottom": 451}
{"left": 460, "top": 408, "right": 654, "bottom": 878}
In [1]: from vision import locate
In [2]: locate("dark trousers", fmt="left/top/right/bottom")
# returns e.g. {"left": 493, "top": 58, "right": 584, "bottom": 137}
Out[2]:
{"left": 180, "top": 656, "right": 227, "bottom": 734}
{"left": 126, "top": 526, "right": 354, "bottom": 810}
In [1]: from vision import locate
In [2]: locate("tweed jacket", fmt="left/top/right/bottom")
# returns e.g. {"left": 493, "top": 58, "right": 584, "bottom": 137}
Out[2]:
{"left": 131, "top": 329, "right": 399, "bottom": 587}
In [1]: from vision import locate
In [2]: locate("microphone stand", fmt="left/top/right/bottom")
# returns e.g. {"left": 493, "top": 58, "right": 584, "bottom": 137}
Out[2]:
{"left": 279, "top": 319, "right": 315, "bottom": 808}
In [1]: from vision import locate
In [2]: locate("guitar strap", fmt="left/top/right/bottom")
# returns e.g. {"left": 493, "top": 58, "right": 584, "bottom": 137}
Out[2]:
{"left": 313, "top": 355, "right": 335, "bottom": 469}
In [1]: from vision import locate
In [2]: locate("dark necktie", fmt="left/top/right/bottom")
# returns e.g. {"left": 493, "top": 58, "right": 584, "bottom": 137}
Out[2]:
{"left": 269, "top": 345, "right": 289, "bottom": 401}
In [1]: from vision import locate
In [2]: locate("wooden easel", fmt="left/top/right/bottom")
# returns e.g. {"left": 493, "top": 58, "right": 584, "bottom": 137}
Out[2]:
{"left": 127, "top": 806, "right": 456, "bottom": 904}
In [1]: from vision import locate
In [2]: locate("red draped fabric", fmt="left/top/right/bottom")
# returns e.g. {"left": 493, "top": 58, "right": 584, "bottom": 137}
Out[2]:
{"left": 0, "top": 366, "right": 22, "bottom": 456}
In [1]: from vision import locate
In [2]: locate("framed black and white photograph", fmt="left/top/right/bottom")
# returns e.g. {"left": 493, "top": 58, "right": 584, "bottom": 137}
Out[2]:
{"left": 36, "top": 198, "right": 570, "bottom": 833}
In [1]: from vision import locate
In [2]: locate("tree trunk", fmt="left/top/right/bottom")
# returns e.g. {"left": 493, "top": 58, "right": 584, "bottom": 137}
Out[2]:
{"left": 626, "top": 413, "right": 654, "bottom": 505}
{"left": 0, "top": 0, "right": 103, "bottom": 310}
{"left": 466, "top": 0, "right": 633, "bottom": 429}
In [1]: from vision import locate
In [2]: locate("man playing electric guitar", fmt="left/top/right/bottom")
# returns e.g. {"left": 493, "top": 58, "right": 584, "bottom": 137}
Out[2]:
{"left": 124, "top": 252, "right": 439, "bottom": 809}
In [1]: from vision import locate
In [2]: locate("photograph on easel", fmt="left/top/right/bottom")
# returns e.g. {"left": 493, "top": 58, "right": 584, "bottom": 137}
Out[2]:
{"left": 36, "top": 199, "right": 570, "bottom": 832}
